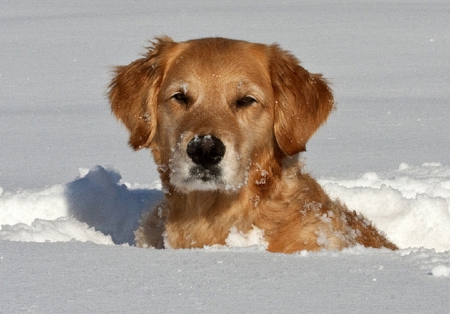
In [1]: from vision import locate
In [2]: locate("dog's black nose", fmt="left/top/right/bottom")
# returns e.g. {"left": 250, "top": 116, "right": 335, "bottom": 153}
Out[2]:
{"left": 187, "top": 135, "right": 226, "bottom": 167}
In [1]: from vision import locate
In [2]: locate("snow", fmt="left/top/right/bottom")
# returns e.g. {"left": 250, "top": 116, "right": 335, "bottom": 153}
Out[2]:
{"left": 225, "top": 225, "right": 268, "bottom": 249}
{"left": 0, "top": 166, "right": 155, "bottom": 245}
{"left": 2, "top": 164, "right": 448, "bottom": 252}
{"left": 1, "top": 0, "right": 450, "bottom": 312}
{"left": 1, "top": 242, "right": 449, "bottom": 313}
{"left": 319, "top": 163, "right": 450, "bottom": 252}
{"left": 431, "top": 265, "right": 450, "bottom": 278}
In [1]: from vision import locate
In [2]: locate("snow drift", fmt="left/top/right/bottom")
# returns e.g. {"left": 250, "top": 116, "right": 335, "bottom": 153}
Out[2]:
{"left": 1, "top": 163, "right": 449, "bottom": 252}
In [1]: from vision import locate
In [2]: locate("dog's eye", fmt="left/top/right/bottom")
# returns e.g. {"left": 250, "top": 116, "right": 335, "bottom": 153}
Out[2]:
{"left": 236, "top": 96, "right": 257, "bottom": 108}
{"left": 171, "top": 92, "right": 189, "bottom": 105}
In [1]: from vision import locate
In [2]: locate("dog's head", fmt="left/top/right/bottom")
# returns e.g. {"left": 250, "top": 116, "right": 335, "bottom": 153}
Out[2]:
{"left": 109, "top": 36, "right": 333, "bottom": 192}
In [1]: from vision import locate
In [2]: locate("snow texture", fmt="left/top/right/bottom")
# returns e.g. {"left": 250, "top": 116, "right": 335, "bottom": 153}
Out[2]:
{"left": 1, "top": 0, "right": 450, "bottom": 313}
{"left": 1, "top": 164, "right": 449, "bottom": 252}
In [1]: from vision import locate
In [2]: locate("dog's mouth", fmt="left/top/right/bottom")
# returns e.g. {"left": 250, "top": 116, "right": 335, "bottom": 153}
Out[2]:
{"left": 189, "top": 165, "right": 223, "bottom": 183}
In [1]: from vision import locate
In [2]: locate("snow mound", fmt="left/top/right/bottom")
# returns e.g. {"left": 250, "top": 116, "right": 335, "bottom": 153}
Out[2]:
{"left": 65, "top": 165, "right": 163, "bottom": 244}
{"left": 320, "top": 163, "right": 450, "bottom": 252}
{"left": 0, "top": 184, "right": 67, "bottom": 226}
{"left": 0, "top": 166, "right": 163, "bottom": 245}
{"left": 431, "top": 265, "right": 450, "bottom": 277}
{"left": 0, "top": 217, "right": 113, "bottom": 245}
{"left": 1, "top": 163, "right": 449, "bottom": 252}
{"left": 225, "top": 225, "right": 268, "bottom": 249}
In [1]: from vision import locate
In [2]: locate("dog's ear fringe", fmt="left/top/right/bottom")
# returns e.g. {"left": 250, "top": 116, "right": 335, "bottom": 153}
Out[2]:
{"left": 108, "top": 36, "right": 175, "bottom": 150}
{"left": 144, "top": 35, "right": 174, "bottom": 55}
{"left": 269, "top": 44, "right": 334, "bottom": 156}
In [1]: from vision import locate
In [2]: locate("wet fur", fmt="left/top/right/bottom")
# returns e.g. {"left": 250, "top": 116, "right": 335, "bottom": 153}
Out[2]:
{"left": 109, "top": 36, "right": 397, "bottom": 253}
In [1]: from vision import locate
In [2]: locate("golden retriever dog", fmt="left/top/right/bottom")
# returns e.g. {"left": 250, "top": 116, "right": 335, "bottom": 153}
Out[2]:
{"left": 109, "top": 36, "right": 397, "bottom": 253}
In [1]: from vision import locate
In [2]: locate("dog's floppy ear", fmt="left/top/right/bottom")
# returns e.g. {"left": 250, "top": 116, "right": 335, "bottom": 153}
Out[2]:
{"left": 108, "top": 36, "right": 175, "bottom": 149}
{"left": 269, "top": 45, "right": 334, "bottom": 156}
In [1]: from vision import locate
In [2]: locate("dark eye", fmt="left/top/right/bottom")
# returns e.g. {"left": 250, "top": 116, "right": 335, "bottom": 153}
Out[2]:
{"left": 171, "top": 92, "right": 189, "bottom": 105}
{"left": 236, "top": 96, "right": 257, "bottom": 108}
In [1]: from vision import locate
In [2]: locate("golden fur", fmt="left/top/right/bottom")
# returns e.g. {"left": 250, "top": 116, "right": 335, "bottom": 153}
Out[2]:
{"left": 109, "top": 36, "right": 397, "bottom": 253}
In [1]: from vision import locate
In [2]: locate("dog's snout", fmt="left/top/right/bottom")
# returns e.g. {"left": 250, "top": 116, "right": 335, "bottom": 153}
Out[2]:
{"left": 187, "top": 135, "right": 226, "bottom": 167}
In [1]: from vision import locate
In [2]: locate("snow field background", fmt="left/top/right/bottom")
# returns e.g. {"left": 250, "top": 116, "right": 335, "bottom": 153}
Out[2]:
{"left": 1, "top": 0, "right": 450, "bottom": 312}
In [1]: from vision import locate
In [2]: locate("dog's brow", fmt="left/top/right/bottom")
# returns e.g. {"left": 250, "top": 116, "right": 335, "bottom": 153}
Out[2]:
{"left": 236, "top": 82, "right": 267, "bottom": 102}
{"left": 163, "top": 81, "right": 192, "bottom": 98}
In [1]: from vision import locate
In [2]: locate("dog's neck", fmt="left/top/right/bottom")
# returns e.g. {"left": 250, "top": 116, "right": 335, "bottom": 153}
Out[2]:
{"left": 159, "top": 154, "right": 305, "bottom": 249}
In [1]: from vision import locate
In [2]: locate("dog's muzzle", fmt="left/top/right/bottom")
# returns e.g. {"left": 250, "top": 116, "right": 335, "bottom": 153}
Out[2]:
{"left": 186, "top": 135, "right": 226, "bottom": 182}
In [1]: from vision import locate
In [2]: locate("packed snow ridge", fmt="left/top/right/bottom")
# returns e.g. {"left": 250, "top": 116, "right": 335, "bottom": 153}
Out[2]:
{"left": 1, "top": 162, "right": 449, "bottom": 254}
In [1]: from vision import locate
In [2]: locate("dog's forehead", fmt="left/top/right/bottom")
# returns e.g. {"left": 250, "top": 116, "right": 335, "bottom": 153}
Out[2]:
{"left": 164, "top": 38, "right": 270, "bottom": 86}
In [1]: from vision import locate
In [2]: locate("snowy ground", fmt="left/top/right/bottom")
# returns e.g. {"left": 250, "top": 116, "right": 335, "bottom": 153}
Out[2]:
{"left": 1, "top": 1, "right": 450, "bottom": 313}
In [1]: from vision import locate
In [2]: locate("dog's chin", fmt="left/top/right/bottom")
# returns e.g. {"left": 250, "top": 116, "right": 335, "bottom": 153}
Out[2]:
{"left": 170, "top": 166, "right": 245, "bottom": 193}
{"left": 175, "top": 179, "right": 227, "bottom": 193}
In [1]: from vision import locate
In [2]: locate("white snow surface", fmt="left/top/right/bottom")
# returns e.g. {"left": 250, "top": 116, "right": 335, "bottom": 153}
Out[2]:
{"left": 1, "top": 1, "right": 450, "bottom": 313}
